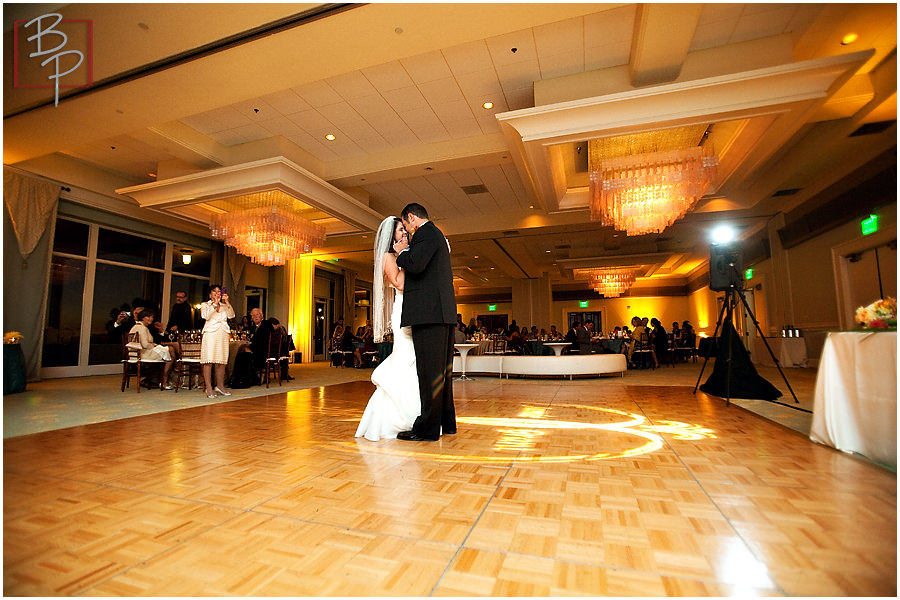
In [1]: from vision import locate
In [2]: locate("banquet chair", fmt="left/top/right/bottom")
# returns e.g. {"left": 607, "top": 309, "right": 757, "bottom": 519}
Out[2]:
{"left": 630, "top": 331, "right": 655, "bottom": 369}
{"left": 121, "top": 333, "right": 166, "bottom": 393}
{"left": 263, "top": 331, "right": 283, "bottom": 388}
{"left": 490, "top": 337, "right": 508, "bottom": 355}
{"left": 675, "top": 333, "right": 697, "bottom": 363}
{"left": 175, "top": 339, "right": 203, "bottom": 392}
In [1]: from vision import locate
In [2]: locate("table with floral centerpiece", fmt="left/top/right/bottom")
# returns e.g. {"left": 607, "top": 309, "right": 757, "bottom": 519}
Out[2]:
{"left": 809, "top": 298, "right": 897, "bottom": 467}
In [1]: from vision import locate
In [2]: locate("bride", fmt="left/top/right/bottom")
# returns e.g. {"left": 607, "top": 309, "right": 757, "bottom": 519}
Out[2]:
{"left": 355, "top": 217, "right": 421, "bottom": 441}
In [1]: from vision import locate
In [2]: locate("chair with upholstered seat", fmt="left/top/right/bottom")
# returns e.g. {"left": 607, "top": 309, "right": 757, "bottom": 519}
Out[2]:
{"left": 630, "top": 331, "right": 655, "bottom": 370}
{"left": 263, "top": 331, "right": 283, "bottom": 388}
{"left": 175, "top": 339, "right": 204, "bottom": 392}
{"left": 121, "top": 333, "right": 166, "bottom": 392}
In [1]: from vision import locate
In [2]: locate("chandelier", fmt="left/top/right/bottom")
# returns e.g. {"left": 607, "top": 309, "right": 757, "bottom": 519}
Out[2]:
{"left": 575, "top": 267, "right": 638, "bottom": 298}
{"left": 588, "top": 128, "right": 718, "bottom": 236}
{"left": 209, "top": 190, "right": 325, "bottom": 266}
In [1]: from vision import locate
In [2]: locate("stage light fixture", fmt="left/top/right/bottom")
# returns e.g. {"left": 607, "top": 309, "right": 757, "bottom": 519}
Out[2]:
{"left": 711, "top": 224, "right": 736, "bottom": 245}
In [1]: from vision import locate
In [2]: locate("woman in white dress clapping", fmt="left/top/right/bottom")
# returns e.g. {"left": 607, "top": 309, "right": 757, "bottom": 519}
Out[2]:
{"left": 200, "top": 284, "right": 235, "bottom": 399}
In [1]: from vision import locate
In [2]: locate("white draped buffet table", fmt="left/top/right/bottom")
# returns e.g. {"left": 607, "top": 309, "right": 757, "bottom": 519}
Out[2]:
{"left": 810, "top": 331, "right": 897, "bottom": 467}
{"left": 750, "top": 337, "right": 808, "bottom": 368}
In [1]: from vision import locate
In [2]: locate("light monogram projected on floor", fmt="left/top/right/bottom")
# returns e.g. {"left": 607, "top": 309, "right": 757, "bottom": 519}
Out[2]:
{"left": 338, "top": 403, "right": 716, "bottom": 463}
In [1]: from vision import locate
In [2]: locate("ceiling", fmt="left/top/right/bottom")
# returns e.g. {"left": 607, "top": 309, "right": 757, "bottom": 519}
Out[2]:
{"left": 4, "top": 3, "right": 897, "bottom": 300}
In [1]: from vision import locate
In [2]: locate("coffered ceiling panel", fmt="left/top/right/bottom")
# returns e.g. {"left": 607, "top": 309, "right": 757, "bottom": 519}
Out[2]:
{"left": 5, "top": 3, "right": 895, "bottom": 299}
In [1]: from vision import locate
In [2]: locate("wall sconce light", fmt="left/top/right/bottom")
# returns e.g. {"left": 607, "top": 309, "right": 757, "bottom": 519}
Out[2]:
{"left": 181, "top": 250, "right": 192, "bottom": 265}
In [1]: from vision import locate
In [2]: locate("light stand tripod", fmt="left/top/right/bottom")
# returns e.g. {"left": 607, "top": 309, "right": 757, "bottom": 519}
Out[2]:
{"left": 693, "top": 272, "right": 800, "bottom": 407}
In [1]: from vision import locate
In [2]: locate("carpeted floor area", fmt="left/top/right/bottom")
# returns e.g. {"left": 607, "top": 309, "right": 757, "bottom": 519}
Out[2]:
{"left": 4, "top": 358, "right": 816, "bottom": 439}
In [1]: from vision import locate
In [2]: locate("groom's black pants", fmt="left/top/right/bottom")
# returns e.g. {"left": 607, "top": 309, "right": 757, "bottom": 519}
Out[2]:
{"left": 410, "top": 323, "right": 457, "bottom": 439}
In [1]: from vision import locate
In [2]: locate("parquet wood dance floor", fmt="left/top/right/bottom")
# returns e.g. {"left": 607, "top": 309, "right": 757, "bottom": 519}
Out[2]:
{"left": 4, "top": 379, "right": 896, "bottom": 596}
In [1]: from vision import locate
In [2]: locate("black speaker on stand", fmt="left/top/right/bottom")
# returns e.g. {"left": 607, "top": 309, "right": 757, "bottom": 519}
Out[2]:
{"left": 694, "top": 242, "right": 801, "bottom": 408}
{"left": 709, "top": 243, "right": 743, "bottom": 291}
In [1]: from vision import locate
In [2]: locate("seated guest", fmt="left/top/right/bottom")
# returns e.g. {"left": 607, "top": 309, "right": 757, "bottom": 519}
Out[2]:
{"left": 474, "top": 318, "right": 486, "bottom": 335}
{"left": 340, "top": 325, "right": 363, "bottom": 367}
{"left": 237, "top": 315, "right": 252, "bottom": 333}
{"left": 650, "top": 318, "right": 668, "bottom": 367}
{"left": 539, "top": 328, "right": 547, "bottom": 340}
{"left": 564, "top": 321, "right": 579, "bottom": 354}
{"left": 680, "top": 320, "right": 696, "bottom": 348}
{"left": 466, "top": 318, "right": 477, "bottom": 336}
{"left": 454, "top": 323, "right": 467, "bottom": 344}
{"left": 106, "top": 306, "right": 135, "bottom": 343}
{"left": 248, "top": 308, "right": 275, "bottom": 372}
{"left": 505, "top": 328, "right": 528, "bottom": 354}
{"left": 128, "top": 309, "right": 174, "bottom": 389}
{"left": 548, "top": 325, "right": 562, "bottom": 340}
{"left": 670, "top": 321, "right": 681, "bottom": 339}
{"left": 627, "top": 316, "right": 647, "bottom": 366}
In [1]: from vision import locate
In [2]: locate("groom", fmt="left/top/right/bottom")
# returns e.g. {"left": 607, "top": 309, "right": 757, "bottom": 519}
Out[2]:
{"left": 393, "top": 203, "right": 457, "bottom": 441}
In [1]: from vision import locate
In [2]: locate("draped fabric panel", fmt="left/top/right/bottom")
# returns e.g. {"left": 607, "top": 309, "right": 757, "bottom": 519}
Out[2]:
{"left": 3, "top": 168, "right": 60, "bottom": 381}
{"left": 3, "top": 168, "right": 60, "bottom": 260}
{"left": 224, "top": 247, "right": 248, "bottom": 319}
{"left": 343, "top": 269, "right": 356, "bottom": 329}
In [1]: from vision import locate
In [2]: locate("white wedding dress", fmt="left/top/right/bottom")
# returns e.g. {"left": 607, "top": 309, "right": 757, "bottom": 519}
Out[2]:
{"left": 355, "top": 290, "right": 420, "bottom": 441}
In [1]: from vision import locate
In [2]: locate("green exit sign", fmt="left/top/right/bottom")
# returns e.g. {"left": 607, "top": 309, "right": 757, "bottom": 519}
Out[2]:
{"left": 745, "top": 268, "right": 753, "bottom": 280}
{"left": 488, "top": 304, "right": 497, "bottom": 312}
{"left": 579, "top": 301, "right": 589, "bottom": 308}
{"left": 861, "top": 214, "right": 879, "bottom": 235}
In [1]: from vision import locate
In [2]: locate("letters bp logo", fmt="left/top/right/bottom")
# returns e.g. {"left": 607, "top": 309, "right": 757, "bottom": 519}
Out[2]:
{"left": 13, "top": 14, "right": 93, "bottom": 106}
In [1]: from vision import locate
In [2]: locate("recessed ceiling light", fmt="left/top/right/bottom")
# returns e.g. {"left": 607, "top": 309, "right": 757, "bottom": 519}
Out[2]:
{"left": 325, "top": 134, "right": 336, "bottom": 141}
{"left": 545, "top": 249, "right": 551, "bottom": 253}
{"left": 148, "top": 173, "right": 156, "bottom": 178}
{"left": 473, "top": 255, "right": 479, "bottom": 259}
{"left": 482, "top": 101, "right": 494, "bottom": 109}
{"left": 529, "top": 205, "right": 534, "bottom": 209}
{"left": 841, "top": 32, "right": 859, "bottom": 45}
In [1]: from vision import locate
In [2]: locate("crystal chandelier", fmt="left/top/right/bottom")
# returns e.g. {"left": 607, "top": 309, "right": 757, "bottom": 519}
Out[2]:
{"left": 209, "top": 190, "right": 325, "bottom": 266}
{"left": 588, "top": 128, "right": 718, "bottom": 236}
{"left": 575, "top": 267, "right": 638, "bottom": 298}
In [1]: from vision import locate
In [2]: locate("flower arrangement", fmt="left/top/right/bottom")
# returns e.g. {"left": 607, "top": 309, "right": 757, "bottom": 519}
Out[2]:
{"left": 3, "top": 331, "right": 23, "bottom": 344}
{"left": 854, "top": 297, "right": 897, "bottom": 329}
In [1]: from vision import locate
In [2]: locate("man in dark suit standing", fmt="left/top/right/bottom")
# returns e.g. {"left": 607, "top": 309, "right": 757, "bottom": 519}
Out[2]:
{"left": 393, "top": 203, "right": 457, "bottom": 441}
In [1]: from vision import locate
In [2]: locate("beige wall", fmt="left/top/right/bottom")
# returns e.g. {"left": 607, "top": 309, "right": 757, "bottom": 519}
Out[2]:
{"left": 743, "top": 202, "right": 896, "bottom": 361}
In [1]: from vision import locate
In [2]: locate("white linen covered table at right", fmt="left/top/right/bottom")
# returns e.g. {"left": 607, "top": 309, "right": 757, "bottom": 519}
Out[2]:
{"left": 810, "top": 331, "right": 897, "bottom": 467}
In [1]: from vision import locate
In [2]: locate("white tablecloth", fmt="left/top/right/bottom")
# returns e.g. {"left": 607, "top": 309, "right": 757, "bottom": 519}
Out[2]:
{"left": 751, "top": 337, "right": 808, "bottom": 368}
{"left": 810, "top": 331, "right": 897, "bottom": 467}
{"left": 466, "top": 340, "right": 494, "bottom": 355}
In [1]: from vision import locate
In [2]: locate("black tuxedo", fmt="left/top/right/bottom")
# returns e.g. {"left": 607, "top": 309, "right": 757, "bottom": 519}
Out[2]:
{"left": 396, "top": 220, "right": 457, "bottom": 439}
{"left": 249, "top": 320, "right": 275, "bottom": 368}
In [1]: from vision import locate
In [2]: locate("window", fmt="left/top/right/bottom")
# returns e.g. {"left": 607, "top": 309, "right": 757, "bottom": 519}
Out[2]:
{"left": 42, "top": 213, "right": 211, "bottom": 375}
{"left": 89, "top": 263, "right": 164, "bottom": 364}
{"left": 52, "top": 218, "right": 89, "bottom": 256}
{"left": 97, "top": 227, "right": 165, "bottom": 268}
{"left": 42, "top": 256, "right": 86, "bottom": 367}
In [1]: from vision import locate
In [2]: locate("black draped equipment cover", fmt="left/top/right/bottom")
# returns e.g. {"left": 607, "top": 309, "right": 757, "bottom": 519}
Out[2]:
{"left": 699, "top": 321, "right": 782, "bottom": 401}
